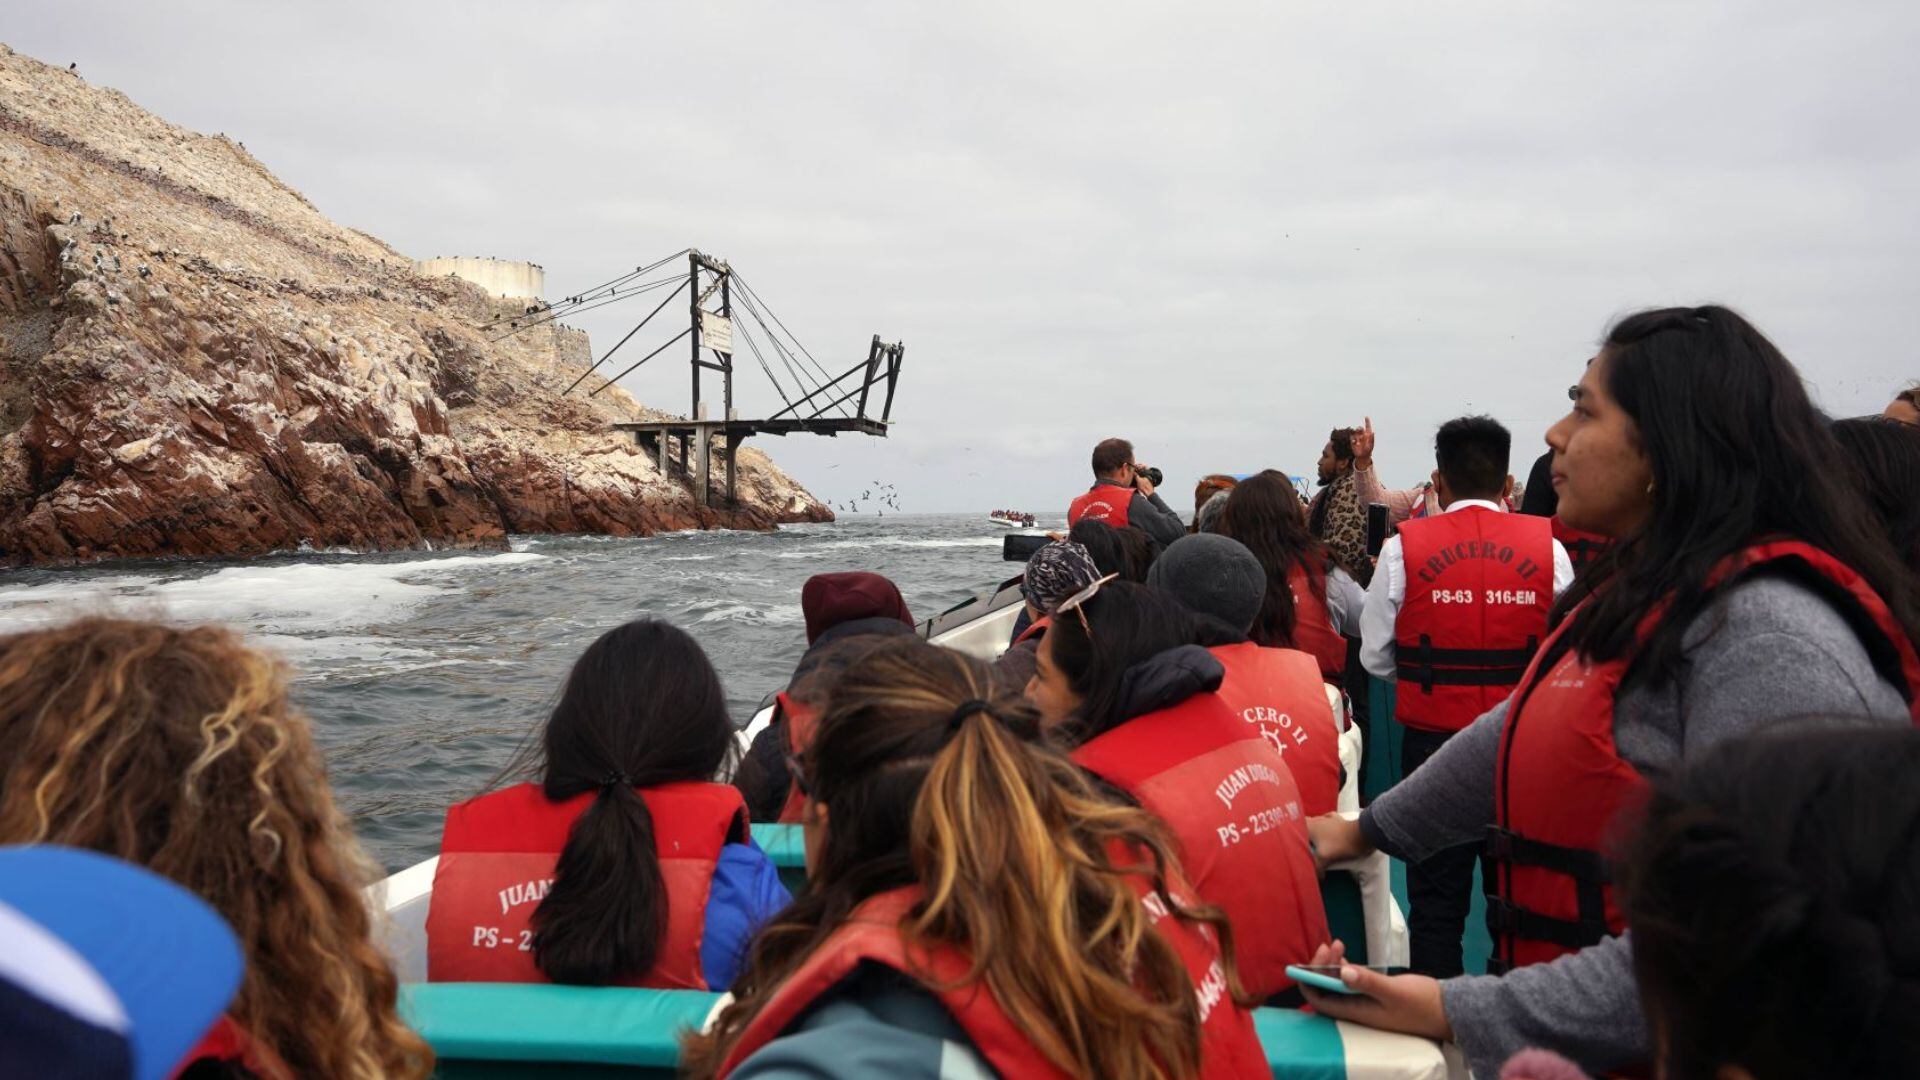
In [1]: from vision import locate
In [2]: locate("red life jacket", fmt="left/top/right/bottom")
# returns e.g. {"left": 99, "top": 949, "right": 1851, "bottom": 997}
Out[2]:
{"left": 1487, "top": 539, "right": 1920, "bottom": 972}
{"left": 426, "top": 780, "right": 745, "bottom": 987}
{"left": 1068, "top": 483, "right": 1133, "bottom": 528}
{"left": 1550, "top": 516, "right": 1612, "bottom": 578}
{"left": 1394, "top": 507, "right": 1555, "bottom": 733}
{"left": 714, "top": 885, "right": 1267, "bottom": 1079}
{"left": 1071, "top": 691, "right": 1330, "bottom": 996}
{"left": 775, "top": 692, "right": 824, "bottom": 824}
{"left": 1013, "top": 614, "right": 1051, "bottom": 647}
{"left": 1285, "top": 561, "right": 1348, "bottom": 681}
{"left": 170, "top": 1016, "right": 292, "bottom": 1080}
{"left": 1208, "top": 642, "right": 1343, "bottom": 816}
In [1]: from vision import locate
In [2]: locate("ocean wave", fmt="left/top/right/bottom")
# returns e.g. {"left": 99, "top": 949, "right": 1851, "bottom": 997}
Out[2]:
{"left": 681, "top": 599, "right": 803, "bottom": 627}
{"left": 0, "top": 551, "right": 547, "bottom": 638}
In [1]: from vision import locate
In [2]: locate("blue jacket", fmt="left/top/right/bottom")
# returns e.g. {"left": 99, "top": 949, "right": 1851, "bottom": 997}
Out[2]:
{"left": 701, "top": 840, "right": 791, "bottom": 990}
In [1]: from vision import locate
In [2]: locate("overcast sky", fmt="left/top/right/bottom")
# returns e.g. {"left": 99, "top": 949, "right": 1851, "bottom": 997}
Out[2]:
{"left": 10, "top": 2, "right": 1918, "bottom": 514}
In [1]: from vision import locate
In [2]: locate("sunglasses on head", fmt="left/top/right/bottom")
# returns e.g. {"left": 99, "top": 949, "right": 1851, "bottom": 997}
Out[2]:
{"left": 1056, "top": 572, "right": 1120, "bottom": 637}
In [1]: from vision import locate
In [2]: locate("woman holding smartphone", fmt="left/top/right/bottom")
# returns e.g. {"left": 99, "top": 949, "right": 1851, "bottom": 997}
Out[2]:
{"left": 1303, "top": 307, "right": 1920, "bottom": 1076}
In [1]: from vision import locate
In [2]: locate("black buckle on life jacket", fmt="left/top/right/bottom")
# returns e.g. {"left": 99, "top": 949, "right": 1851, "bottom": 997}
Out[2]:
{"left": 1400, "top": 636, "right": 1540, "bottom": 694}
{"left": 1395, "top": 662, "right": 1531, "bottom": 688}
{"left": 1483, "top": 826, "right": 1611, "bottom": 884}
{"left": 1483, "top": 896, "right": 1611, "bottom": 951}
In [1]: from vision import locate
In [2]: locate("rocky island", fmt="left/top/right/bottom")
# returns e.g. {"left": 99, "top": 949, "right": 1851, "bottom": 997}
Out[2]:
{"left": 0, "top": 44, "right": 831, "bottom": 566}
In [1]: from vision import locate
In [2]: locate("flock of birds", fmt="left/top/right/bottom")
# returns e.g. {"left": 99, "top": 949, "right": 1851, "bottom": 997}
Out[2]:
{"left": 834, "top": 481, "right": 900, "bottom": 517}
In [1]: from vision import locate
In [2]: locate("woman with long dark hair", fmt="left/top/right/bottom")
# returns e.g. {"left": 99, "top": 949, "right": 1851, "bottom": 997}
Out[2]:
{"left": 1214, "top": 470, "right": 1363, "bottom": 681}
{"left": 1832, "top": 415, "right": 1920, "bottom": 577}
{"left": 684, "top": 637, "right": 1266, "bottom": 1079}
{"left": 1069, "top": 518, "right": 1160, "bottom": 582}
{"left": 1617, "top": 726, "right": 1920, "bottom": 1079}
{"left": 1027, "top": 578, "right": 1330, "bottom": 999}
{"left": 426, "top": 619, "right": 788, "bottom": 989}
{"left": 1304, "top": 307, "right": 1920, "bottom": 1076}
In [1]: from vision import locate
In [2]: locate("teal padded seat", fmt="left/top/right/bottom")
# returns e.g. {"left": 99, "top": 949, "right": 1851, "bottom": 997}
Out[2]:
{"left": 404, "top": 826, "right": 1415, "bottom": 1077}
{"left": 401, "top": 983, "right": 1370, "bottom": 1078}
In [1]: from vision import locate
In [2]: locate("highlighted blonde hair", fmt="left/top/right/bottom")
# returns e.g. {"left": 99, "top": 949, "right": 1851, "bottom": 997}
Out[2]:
{"left": 683, "top": 637, "right": 1245, "bottom": 1079}
{"left": 0, "top": 617, "right": 431, "bottom": 1079}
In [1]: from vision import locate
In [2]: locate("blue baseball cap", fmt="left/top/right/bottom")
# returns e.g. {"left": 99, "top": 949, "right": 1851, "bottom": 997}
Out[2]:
{"left": 0, "top": 845, "right": 244, "bottom": 1080}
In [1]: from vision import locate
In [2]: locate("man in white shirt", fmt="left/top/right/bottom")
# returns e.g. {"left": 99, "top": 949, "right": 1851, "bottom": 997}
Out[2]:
{"left": 1358, "top": 416, "right": 1572, "bottom": 978}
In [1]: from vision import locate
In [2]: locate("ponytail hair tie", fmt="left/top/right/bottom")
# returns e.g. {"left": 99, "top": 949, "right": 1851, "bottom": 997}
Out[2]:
{"left": 599, "top": 771, "right": 631, "bottom": 790}
{"left": 947, "top": 699, "right": 993, "bottom": 733}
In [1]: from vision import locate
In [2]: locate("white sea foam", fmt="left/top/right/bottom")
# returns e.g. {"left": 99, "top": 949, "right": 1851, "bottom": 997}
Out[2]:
{"left": 683, "top": 599, "right": 803, "bottom": 627}
{"left": 0, "top": 552, "right": 547, "bottom": 642}
{"left": 772, "top": 536, "right": 1003, "bottom": 559}
{"left": 873, "top": 537, "right": 1005, "bottom": 549}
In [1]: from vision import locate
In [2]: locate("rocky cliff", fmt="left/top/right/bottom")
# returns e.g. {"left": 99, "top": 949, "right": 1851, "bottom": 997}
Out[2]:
{"left": 0, "top": 44, "right": 831, "bottom": 566}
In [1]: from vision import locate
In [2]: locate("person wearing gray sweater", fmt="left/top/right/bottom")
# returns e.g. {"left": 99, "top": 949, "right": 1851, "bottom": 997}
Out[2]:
{"left": 1358, "top": 574, "right": 1906, "bottom": 1076}
{"left": 1301, "top": 306, "right": 1920, "bottom": 1077}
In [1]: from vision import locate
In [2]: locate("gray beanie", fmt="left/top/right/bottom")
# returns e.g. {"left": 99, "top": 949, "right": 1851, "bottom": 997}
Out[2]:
{"left": 1195, "top": 489, "right": 1232, "bottom": 534}
{"left": 1147, "top": 532, "right": 1265, "bottom": 634}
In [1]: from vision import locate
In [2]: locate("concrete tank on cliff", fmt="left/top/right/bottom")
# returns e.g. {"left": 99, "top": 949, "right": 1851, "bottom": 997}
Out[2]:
{"left": 415, "top": 256, "right": 545, "bottom": 300}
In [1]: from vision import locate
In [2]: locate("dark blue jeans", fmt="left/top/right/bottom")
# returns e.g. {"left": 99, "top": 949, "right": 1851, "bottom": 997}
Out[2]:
{"left": 1400, "top": 724, "right": 1491, "bottom": 979}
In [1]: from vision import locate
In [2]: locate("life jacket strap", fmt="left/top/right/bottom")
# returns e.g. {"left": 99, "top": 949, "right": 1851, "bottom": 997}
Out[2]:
{"left": 1483, "top": 895, "right": 1611, "bottom": 953}
{"left": 1483, "top": 825, "right": 1612, "bottom": 883}
{"left": 1484, "top": 825, "right": 1616, "bottom": 967}
{"left": 1399, "top": 635, "right": 1539, "bottom": 692}
{"left": 1396, "top": 662, "right": 1531, "bottom": 688}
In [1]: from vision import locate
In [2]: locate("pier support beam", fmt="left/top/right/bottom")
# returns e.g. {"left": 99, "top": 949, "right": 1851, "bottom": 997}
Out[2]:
{"left": 695, "top": 432, "right": 711, "bottom": 507}
{"left": 614, "top": 417, "right": 886, "bottom": 509}
{"left": 725, "top": 436, "right": 739, "bottom": 506}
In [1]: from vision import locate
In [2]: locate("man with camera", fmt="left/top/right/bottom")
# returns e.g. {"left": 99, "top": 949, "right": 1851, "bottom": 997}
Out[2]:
{"left": 1066, "top": 437, "right": 1187, "bottom": 546}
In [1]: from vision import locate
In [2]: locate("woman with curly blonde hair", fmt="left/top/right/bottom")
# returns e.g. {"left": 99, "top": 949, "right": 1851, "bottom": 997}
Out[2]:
{"left": 0, "top": 616, "right": 431, "bottom": 1079}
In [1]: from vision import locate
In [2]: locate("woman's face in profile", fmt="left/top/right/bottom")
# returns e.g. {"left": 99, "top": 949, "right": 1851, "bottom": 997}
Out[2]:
{"left": 1026, "top": 632, "right": 1083, "bottom": 729}
{"left": 1546, "top": 355, "right": 1654, "bottom": 538}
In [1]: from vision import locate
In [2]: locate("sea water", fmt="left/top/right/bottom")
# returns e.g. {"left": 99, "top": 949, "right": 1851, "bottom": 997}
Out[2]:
{"left": 0, "top": 514, "right": 1040, "bottom": 870}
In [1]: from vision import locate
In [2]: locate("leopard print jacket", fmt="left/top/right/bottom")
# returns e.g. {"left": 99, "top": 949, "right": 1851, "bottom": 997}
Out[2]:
{"left": 1308, "top": 470, "right": 1373, "bottom": 586}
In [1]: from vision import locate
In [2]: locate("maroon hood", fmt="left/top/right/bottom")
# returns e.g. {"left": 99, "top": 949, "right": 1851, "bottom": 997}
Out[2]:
{"left": 801, "top": 572, "right": 914, "bottom": 644}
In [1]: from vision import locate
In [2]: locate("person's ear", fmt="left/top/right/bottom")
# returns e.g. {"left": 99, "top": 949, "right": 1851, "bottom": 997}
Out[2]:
{"left": 1501, "top": 473, "right": 1515, "bottom": 503}
{"left": 1430, "top": 468, "right": 1447, "bottom": 503}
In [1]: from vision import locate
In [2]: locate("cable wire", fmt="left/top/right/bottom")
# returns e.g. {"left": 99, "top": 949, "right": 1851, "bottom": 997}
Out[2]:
{"left": 488, "top": 273, "right": 688, "bottom": 341}
{"left": 479, "top": 248, "right": 692, "bottom": 332}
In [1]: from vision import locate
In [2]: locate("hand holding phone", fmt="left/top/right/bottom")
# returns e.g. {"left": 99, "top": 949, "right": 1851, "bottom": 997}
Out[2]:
{"left": 1285, "top": 963, "right": 1380, "bottom": 995}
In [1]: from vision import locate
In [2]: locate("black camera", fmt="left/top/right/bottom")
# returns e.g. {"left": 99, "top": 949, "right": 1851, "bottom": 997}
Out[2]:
{"left": 1135, "top": 465, "right": 1164, "bottom": 488}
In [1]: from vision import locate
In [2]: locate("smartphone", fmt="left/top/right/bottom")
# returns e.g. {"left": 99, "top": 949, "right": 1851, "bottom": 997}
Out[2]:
{"left": 1365, "top": 502, "right": 1390, "bottom": 557}
{"left": 1284, "top": 963, "right": 1376, "bottom": 995}
{"left": 1003, "top": 534, "right": 1049, "bottom": 562}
